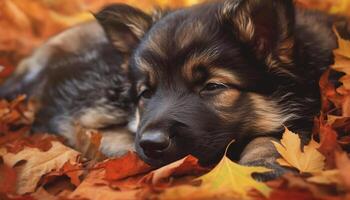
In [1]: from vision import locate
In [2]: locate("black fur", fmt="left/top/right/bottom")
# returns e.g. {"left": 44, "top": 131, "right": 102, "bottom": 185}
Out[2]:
{"left": 97, "top": 0, "right": 337, "bottom": 174}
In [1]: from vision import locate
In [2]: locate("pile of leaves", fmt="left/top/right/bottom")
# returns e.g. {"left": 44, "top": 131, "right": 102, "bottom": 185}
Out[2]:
{"left": 1, "top": 0, "right": 350, "bottom": 200}
{"left": 0, "top": 0, "right": 201, "bottom": 79}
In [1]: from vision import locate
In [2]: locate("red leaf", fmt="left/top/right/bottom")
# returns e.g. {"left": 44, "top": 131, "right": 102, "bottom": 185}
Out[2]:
{"left": 103, "top": 152, "right": 152, "bottom": 181}
{"left": 140, "top": 155, "right": 206, "bottom": 186}
{"left": 318, "top": 123, "right": 342, "bottom": 169}
{"left": 0, "top": 158, "right": 17, "bottom": 194}
{"left": 62, "top": 161, "right": 83, "bottom": 187}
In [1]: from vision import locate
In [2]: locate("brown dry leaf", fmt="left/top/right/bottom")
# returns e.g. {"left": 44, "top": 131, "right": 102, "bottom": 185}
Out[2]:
{"left": 4, "top": 134, "right": 59, "bottom": 154}
{"left": 68, "top": 168, "right": 142, "bottom": 200}
{"left": 272, "top": 128, "right": 325, "bottom": 173}
{"left": 0, "top": 141, "right": 80, "bottom": 194}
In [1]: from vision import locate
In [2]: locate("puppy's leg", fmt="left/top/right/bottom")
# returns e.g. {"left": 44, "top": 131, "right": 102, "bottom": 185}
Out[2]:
{"left": 239, "top": 137, "right": 294, "bottom": 181}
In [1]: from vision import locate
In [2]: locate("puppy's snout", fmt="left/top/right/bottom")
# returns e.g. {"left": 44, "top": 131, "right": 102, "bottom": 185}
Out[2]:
{"left": 139, "top": 131, "right": 170, "bottom": 155}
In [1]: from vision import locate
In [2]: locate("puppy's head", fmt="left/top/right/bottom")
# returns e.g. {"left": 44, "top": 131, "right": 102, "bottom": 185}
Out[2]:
{"left": 97, "top": 0, "right": 317, "bottom": 166}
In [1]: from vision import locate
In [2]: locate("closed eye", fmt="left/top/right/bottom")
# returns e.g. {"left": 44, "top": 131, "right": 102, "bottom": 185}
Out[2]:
{"left": 199, "top": 82, "right": 229, "bottom": 96}
{"left": 202, "top": 82, "right": 228, "bottom": 91}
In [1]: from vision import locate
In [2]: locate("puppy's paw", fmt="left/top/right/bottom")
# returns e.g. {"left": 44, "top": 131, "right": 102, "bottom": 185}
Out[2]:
{"left": 244, "top": 160, "right": 296, "bottom": 182}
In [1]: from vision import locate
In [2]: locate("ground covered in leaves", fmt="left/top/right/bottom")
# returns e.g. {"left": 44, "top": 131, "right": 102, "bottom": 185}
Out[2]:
{"left": 1, "top": 0, "right": 350, "bottom": 200}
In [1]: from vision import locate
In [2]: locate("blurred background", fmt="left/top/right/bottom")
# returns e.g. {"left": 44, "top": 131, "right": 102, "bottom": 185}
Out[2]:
{"left": 0, "top": 0, "right": 349, "bottom": 79}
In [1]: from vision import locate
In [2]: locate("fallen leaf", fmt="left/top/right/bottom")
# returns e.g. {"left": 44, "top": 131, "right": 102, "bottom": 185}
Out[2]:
{"left": 62, "top": 161, "right": 83, "bottom": 187}
{"left": 0, "top": 157, "right": 17, "bottom": 194}
{"left": 318, "top": 121, "right": 342, "bottom": 169}
{"left": 272, "top": 128, "right": 325, "bottom": 173}
{"left": 332, "top": 29, "right": 350, "bottom": 117}
{"left": 307, "top": 170, "right": 342, "bottom": 187}
{"left": 68, "top": 168, "right": 142, "bottom": 200}
{"left": 335, "top": 152, "right": 350, "bottom": 191}
{"left": 104, "top": 151, "right": 152, "bottom": 181}
{"left": 141, "top": 155, "right": 206, "bottom": 186}
{"left": 198, "top": 156, "right": 271, "bottom": 198}
{"left": 0, "top": 141, "right": 80, "bottom": 194}
{"left": 160, "top": 155, "right": 271, "bottom": 199}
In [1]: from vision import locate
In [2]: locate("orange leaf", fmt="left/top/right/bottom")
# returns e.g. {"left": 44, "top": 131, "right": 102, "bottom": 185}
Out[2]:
{"left": 0, "top": 157, "right": 17, "bottom": 194}
{"left": 141, "top": 155, "right": 206, "bottom": 185}
{"left": 335, "top": 152, "right": 350, "bottom": 191}
{"left": 62, "top": 161, "right": 83, "bottom": 187}
{"left": 318, "top": 122, "right": 342, "bottom": 169}
{"left": 104, "top": 152, "right": 152, "bottom": 181}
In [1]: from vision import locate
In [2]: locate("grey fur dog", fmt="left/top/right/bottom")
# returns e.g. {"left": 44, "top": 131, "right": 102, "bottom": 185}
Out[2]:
{"left": 0, "top": 21, "right": 136, "bottom": 157}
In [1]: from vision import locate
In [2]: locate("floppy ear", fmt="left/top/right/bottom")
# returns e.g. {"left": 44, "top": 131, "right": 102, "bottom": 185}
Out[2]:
{"left": 95, "top": 4, "right": 153, "bottom": 54}
{"left": 220, "top": 0, "right": 295, "bottom": 75}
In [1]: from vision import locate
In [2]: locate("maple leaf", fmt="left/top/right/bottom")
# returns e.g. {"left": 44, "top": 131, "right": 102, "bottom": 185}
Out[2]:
{"left": 335, "top": 152, "right": 350, "bottom": 191}
{"left": 68, "top": 168, "right": 142, "bottom": 200}
{"left": 141, "top": 155, "right": 206, "bottom": 186}
{"left": 316, "top": 116, "right": 342, "bottom": 169}
{"left": 331, "top": 29, "right": 350, "bottom": 117}
{"left": 307, "top": 170, "right": 342, "bottom": 186}
{"left": 160, "top": 154, "right": 271, "bottom": 199}
{"left": 103, "top": 151, "right": 152, "bottom": 181}
{"left": 198, "top": 156, "right": 271, "bottom": 197}
{"left": 0, "top": 141, "right": 80, "bottom": 194}
{"left": 272, "top": 128, "right": 325, "bottom": 173}
{"left": 0, "top": 157, "right": 17, "bottom": 194}
{"left": 61, "top": 161, "right": 83, "bottom": 187}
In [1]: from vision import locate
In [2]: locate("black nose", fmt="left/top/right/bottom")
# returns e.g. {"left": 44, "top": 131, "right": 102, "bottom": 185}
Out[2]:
{"left": 139, "top": 131, "right": 170, "bottom": 154}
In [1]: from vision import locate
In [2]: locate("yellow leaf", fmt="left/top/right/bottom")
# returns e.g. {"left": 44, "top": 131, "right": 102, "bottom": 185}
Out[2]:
{"left": 198, "top": 156, "right": 271, "bottom": 197}
{"left": 0, "top": 141, "right": 80, "bottom": 194}
{"left": 160, "top": 150, "right": 271, "bottom": 199}
{"left": 331, "top": 29, "right": 350, "bottom": 116}
{"left": 272, "top": 128, "right": 325, "bottom": 173}
{"left": 307, "top": 170, "right": 342, "bottom": 186}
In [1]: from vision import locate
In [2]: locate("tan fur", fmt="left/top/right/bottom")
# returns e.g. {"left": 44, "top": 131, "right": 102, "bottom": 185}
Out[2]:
{"left": 249, "top": 93, "right": 284, "bottom": 134}
{"left": 208, "top": 68, "right": 241, "bottom": 86}
{"left": 145, "top": 31, "right": 167, "bottom": 58}
{"left": 213, "top": 89, "right": 240, "bottom": 108}
{"left": 135, "top": 56, "right": 157, "bottom": 87}
{"left": 223, "top": 0, "right": 254, "bottom": 42}
{"left": 182, "top": 50, "right": 220, "bottom": 81}
{"left": 79, "top": 103, "right": 128, "bottom": 129}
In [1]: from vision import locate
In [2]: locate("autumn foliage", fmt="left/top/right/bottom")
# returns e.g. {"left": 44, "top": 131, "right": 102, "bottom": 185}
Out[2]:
{"left": 1, "top": 0, "right": 350, "bottom": 200}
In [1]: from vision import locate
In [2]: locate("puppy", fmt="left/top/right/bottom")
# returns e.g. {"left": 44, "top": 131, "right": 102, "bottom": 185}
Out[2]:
{"left": 96, "top": 0, "right": 337, "bottom": 179}
{"left": 0, "top": 21, "right": 136, "bottom": 157}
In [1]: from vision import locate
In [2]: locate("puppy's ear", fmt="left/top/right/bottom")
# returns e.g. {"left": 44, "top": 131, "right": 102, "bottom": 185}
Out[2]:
{"left": 95, "top": 4, "right": 153, "bottom": 54}
{"left": 220, "top": 0, "right": 295, "bottom": 75}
